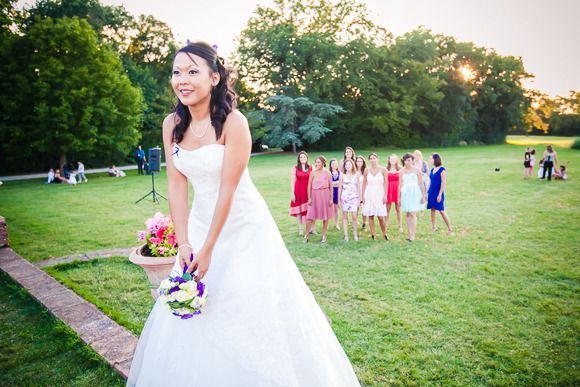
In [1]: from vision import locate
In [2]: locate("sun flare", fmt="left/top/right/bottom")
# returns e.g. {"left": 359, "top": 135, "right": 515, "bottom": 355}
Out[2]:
{"left": 459, "top": 66, "right": 475, "bottom": 81}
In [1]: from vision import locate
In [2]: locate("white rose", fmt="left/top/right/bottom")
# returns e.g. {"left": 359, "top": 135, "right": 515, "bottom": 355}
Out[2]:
{"left": 159, "top": 279, "right": 172, "bottom": 290}
{"left": 176, "top": 291, "right": 191, "bottom": 303}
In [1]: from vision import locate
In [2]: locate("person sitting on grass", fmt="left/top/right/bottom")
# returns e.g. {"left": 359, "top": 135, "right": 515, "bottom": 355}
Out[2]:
{"left": 53, "top": 169, "right": 66, "bottom": 183}
{"left": 46, "top": 168, "right": 55, "bottom": 184}
{"left": 553, "top": 164, "right": 568, "bottom": 180}
{"left": 109, "top": 164, "right": 119, "bottom": 177}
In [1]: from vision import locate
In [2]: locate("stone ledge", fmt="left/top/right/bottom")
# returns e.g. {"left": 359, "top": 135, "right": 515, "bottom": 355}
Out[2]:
{"left": 0, "top": 247, "right": 137, "bottom": 380}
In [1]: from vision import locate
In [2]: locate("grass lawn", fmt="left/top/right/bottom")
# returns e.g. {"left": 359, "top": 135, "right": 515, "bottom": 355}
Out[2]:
{"left": 506, "top": 134, "right": 578, "bottom": 148}
{"left": 1, "top": 142, "right": 579, "bottom": 385}
{"left": 0, "top": 271, "right": 124, "bottom": 386}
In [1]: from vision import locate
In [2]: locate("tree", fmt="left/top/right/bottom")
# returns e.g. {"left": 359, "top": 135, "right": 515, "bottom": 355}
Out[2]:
{"left": 549, "top": 91, "right": 580, "bottom": 136}
{"left": 0, "top": 16, "right": 143, "bottom": 173}
{"left": 522, "top": 90, "right": 555, "bottom": 134}
{"left": 262, "top": 95, "right": 343, "bottom": 153}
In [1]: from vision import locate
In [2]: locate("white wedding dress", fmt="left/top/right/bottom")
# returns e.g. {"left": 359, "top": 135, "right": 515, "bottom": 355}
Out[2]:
{"left": 127, "top": 143, "right": 360, "bottom": 387}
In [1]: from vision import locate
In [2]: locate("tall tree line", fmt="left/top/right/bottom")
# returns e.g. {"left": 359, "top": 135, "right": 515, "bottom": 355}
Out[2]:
{"left": 234, "top": 0, "right": 536, "bottom": 150}
{"left": 0, "top": 0, "right": 176, "bottom": 174}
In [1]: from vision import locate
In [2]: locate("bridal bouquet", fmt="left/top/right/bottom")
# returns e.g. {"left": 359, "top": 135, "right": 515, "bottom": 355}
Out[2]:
{"left": 157, "top": 268, "right": 207, "bottom": 319}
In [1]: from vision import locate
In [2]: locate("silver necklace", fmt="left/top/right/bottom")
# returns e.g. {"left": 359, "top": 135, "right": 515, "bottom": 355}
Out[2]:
{"left": 189, "top": 117, "right": 212, "bottom": 138}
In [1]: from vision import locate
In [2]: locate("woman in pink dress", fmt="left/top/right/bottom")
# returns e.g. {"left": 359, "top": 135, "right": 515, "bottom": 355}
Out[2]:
{"left": 304, "top": 156, "right": 335, "bottom": 244}
{"left": 289, "top": 151, "right": 311, "bottom": 235}
{"left": 386, "top": 154, "right": 403, "bottom": 233}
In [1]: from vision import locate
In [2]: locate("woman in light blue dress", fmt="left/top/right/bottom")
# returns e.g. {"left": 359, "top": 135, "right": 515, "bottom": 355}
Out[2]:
{"left": 399, "top": 153, "right": 426, "bottom": 241}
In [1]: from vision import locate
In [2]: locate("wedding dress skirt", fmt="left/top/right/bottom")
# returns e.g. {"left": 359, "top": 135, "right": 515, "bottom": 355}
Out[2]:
{"left": 127, "top": 143, "right": 360, "bottom": 387}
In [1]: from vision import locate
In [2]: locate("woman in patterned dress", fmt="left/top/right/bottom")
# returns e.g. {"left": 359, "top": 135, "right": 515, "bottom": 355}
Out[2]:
{"left": 338, "top": 159, "right": 361, "bottom": 241}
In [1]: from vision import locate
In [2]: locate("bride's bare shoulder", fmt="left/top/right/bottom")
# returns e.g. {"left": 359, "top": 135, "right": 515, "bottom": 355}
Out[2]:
{"left": 163, "top": 113, "right": 178, "bottom": 132}
{"left": 223, "top": 110, "right": 248, "bottom": 130}
{"left": 222, "top": 110, "right": 250, "bottom": 143}
{"left": 162, "top": 113, "right": 179, "bottom": 142}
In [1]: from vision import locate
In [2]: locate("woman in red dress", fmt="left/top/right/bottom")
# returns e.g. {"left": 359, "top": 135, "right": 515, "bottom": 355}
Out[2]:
{"left": 386, "top": 154, "right": 403, "bottom": 233}
{"left": 290, "top": 151, "right": 312, "bottom": 235}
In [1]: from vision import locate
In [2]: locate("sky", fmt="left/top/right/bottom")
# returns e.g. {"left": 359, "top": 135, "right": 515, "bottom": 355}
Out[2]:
{"left": 18, "top": 0, "right": 580, "bottom": 97}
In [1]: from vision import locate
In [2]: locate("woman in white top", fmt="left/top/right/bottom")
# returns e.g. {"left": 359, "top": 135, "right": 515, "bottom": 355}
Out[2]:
{"left": 361, "top": 153, "right": 388, "bottom": 240}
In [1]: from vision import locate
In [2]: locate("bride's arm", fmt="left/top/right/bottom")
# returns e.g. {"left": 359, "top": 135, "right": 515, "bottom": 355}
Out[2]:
{"left": 162, "top": 114, "right": 192, "bottom": 269}
{"left": 187, "top": 111, "right": 251, "bottom": 280}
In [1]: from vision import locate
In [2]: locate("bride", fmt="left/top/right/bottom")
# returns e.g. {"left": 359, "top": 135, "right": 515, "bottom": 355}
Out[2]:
{"left": 127, "top": 41, "right": 360, "bottom": 387}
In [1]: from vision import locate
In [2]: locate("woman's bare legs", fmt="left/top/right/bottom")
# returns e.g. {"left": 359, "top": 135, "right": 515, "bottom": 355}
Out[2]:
{"left": 396, "top": 203, "right": 403, "bottom": 232}
{"left": 297, "top": 214, "right": 304, "bottom": 235}
{"left": 342, "top": 210, "right": 349, "bottom": 240}
{"left": 321, "top": 220, "right": 329, "bottom": 243}
{"left": 378, "top": 216, "right": 388, "bottom": 240}
{"left": 430, "top": 209, "right": 437, "bottom": 232}
{"left": 406, "top": 212, "right": 417, "bottom": 240}
{"left": 439, "top": 210, "right": 452, "bottom": 234}
{"left": 351, "top": 212, "right": 359, "bottom": 240}
{"left": 369, "top": 216, "right": 377, "bottom": 239}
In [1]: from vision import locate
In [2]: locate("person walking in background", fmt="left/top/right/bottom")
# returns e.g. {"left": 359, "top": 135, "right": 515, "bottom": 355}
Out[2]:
{"left": 289, "top": 151, "right": 311, "bottom": 236}
{"left": 76, "top": 161, "right": 88, "bottom": 183}
{"left": 362, "top": 153, "right": 388, "bottom": 241}
{"left": 400, "top": 153, "right": 426, "bottom": 242}
{"left": 304, "top": 156, "right": 334, "bottom": 244}
{"left": 427, "top": 153, "right": 452, "bottom": 234}
{"left": 523, "top": 147, "right": 531, "bottom": 179}
{"left": 329, "top": 158, "right": 341, "bottom": 230}
{"left": 355, "top": 156, "right": 368, "bottom": 231}
{"left": 529, "top": 148, "right": 536, "bottom": 177}
{"left": 46, "top": 168, "right": 55, "bottom": 184}
{"left": 338, "top": 159, "right": 361, "bottom": 241}
{"left": 541, "top": 145, "right": 558, "bottom": 181}
{"left": 386, "top": 154, "right": 403, "bottom": 233}
{"left": 135, "top": 145, "right": 147, "bottom": 175}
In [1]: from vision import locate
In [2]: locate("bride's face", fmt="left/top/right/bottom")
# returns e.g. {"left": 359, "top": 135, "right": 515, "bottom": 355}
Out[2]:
{"left": 171, "top": 52, "right": 218, "bottom": 107}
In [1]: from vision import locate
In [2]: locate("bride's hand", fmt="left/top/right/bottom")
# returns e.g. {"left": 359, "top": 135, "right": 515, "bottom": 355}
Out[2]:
{"left": 178, "top": 246, "right": 193, "bottom": 270}
{"left": 186, "top": 247, "right": 212, "bottom": 282}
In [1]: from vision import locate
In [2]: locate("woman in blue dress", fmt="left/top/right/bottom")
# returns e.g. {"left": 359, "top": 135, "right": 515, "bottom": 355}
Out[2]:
{"left": 427, "top": 153, "right": 452, "bottom": 234}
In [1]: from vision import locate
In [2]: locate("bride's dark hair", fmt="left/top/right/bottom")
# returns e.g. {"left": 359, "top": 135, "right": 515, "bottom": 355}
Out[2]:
{"left": 172, "top": 41, "right": 237, "bottom": 143}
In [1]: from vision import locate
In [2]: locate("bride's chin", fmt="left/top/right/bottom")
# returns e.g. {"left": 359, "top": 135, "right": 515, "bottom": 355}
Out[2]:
{"left": 177, "top": 97, "right": 198, "bottom": 106}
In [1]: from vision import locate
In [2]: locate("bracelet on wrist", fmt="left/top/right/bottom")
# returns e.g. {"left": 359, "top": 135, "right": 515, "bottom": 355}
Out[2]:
{"left": 177, "top": 244, "right": 192, "bottom": 250}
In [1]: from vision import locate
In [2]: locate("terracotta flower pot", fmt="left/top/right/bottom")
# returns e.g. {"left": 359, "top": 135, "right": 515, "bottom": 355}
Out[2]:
{"left": 129, "top": 245, "right": 176, "bottom": 299}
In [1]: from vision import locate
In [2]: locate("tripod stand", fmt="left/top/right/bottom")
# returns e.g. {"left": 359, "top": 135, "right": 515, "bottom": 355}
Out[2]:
{"left": 135, "top": 172, "right": 167, "bottom": 204}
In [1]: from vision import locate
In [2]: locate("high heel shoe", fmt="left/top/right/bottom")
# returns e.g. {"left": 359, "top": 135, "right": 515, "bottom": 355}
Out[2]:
{"left": 371, "top": 234, "right": 377, "bottom": 240}
{"left": 383, "top": 234, "right": 389, "bottom": 241}
{"left": 343, "top": 235, "right": 349, "bottom": 242}
{"left": 321, "top": 235, "right": 327, "bottom": 244}
{"left": 303, "top": 235, "right": 309, "bottom": 243}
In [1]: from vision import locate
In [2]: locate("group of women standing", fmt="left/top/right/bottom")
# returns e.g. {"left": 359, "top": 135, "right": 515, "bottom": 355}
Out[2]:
{"left": 289, "top": 147, "right": 453, "bottom": 243}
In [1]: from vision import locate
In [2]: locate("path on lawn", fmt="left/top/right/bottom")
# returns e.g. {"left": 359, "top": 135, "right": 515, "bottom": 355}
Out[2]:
{"left": 0, "top": 149, "right": 283, "bottom": 181}
{"left": 0, "top": 245, "right": 137, "bottom": 379}
{"left": 35, "top": 247, "right": 134, "bottom": 268}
